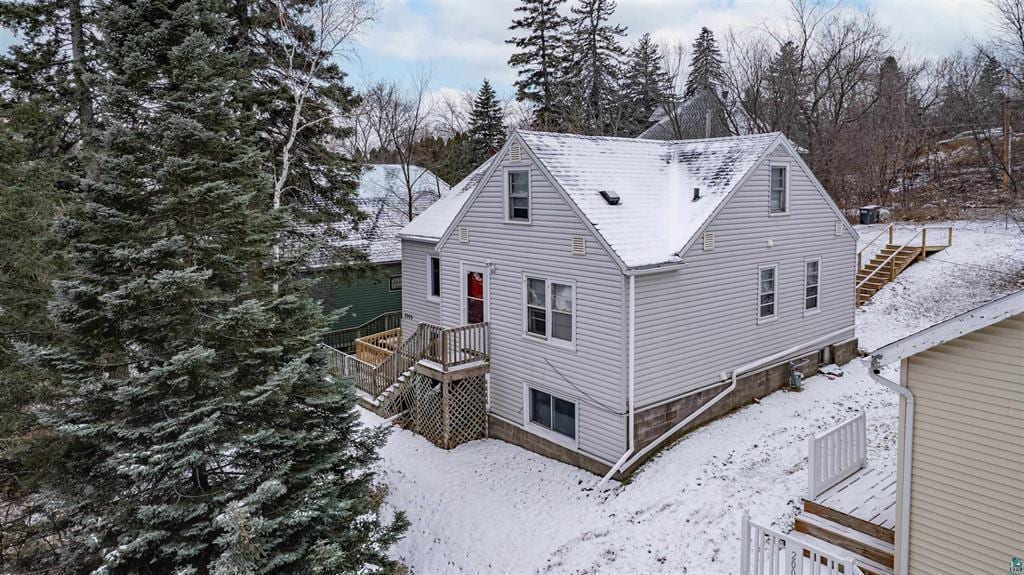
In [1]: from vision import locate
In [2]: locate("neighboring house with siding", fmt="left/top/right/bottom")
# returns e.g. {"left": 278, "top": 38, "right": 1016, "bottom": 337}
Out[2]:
{"left": 308, "top": 164, "right": 449, "bottom": 333}
{"left": 395, "top": 130, "right": 859, "bottom": 477}
{"left": 868, "top": 290, "right": 1024, "bottom": 575}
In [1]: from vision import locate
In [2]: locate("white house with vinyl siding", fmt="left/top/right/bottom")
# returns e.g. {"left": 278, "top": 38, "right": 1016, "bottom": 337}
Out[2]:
{"left": 397, "top": 130, "right": 859, "bottom": 477}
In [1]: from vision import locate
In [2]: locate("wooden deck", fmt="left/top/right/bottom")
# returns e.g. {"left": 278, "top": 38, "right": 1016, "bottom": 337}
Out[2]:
{"left": 813, "top": 467, "right": 897, "bottom": 532}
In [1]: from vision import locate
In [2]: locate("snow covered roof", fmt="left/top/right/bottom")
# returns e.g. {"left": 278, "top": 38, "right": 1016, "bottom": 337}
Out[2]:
{"left": 639, "top": 86, "right": 751, "bottom": 141}
{"left": 304, "top": 164, "right": 450, "bottom": 267}
{"left": 518, "top": 130, "right": 782, "bottom": 268}
{"left": 870, "top": 289, "right": 1024, "bottom": 366}
{"left": 398, "top": 157, "right": 496, "bottom": 243}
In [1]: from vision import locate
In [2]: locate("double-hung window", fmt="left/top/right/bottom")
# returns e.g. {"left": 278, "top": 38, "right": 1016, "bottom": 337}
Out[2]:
{"left": 507, "top": 170, "right": 530, "bottom": 221}
{"left": 758, "top": 265, "right": 777, "bottom": 321}
{"left": 525, "top": 276, "right": 574, "bottom": 343}
{"left": 429, "top": 256, "right": 441, "bottom": 298}
{"left": 529, "top": 387, "right": 576, "bottom": 440}
{"left": 389, "top": 274, "right": 402, "bottom": 291}
{"left": 804, "top": 259, "right": 820, "bottom": 312}
{"left": 770, "top": 165, "right": 788, "bottom": 213}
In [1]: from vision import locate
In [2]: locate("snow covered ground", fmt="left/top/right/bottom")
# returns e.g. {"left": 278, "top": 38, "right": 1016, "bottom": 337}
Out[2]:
{"left": 362, "top": 219, "right": 1024, "bottom": 574}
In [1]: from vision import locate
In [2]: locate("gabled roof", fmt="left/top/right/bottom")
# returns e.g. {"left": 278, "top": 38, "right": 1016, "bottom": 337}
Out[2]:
{"left": 639, "top": 86, "right": 751, "bottom": 141}
{"left": 303, "top": 164, "right": 449, "bottom": 267}
{"left": 870, "top": 289, "right": 1024, "bottom": 366}
{"left": 516, "top": 130, "right": 782, "bottom": 268}
{"left": 397, "top": 157, "right": 496, "bottom": 243}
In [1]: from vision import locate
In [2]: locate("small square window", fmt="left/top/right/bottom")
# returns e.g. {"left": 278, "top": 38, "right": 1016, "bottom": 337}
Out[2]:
{"left": 529, "top": 388, "right": 576, "bottom": 440}
{"left": 770, "top": 165, "right": 787, "bottom": 213}
{"left": 389, "top": 274, "right": 402, "bottom": 291}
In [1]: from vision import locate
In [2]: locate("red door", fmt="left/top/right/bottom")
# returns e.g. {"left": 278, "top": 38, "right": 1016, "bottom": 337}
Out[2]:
{"left": 465, "top": 268, "right": 486, "bottom": 324}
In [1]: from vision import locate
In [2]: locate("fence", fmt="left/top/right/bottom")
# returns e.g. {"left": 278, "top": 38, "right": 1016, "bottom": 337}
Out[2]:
{"left": 739, "top": 514, "right": 860, "bottom": 575}
{"left": 807, "top": 412, "right": 867, "bottom": 500}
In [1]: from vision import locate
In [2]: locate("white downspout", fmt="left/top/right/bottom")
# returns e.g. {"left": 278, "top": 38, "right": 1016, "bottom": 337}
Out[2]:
{"left": 597, "top": 326, "right": 852, "bottom": 489}
{"left": 866, "top": 356, "right": 914, "bottom": 575}
{"left": 598, "top": 274, "right": 636, "bottom": 489}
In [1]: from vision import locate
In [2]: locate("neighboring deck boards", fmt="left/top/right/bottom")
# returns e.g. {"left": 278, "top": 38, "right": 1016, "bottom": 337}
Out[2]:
{"left": 814, "top": 467, "right": 897, "bottom": 530}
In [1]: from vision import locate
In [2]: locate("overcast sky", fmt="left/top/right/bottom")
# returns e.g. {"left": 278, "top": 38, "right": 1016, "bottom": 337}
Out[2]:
{"left": 347, "top": 0, "right": 994, "bottom": 100}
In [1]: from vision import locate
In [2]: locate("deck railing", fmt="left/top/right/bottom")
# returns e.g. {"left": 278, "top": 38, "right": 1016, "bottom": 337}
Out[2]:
{"left": 807, "top": 412, "right": 867, "bottom": 500}
{"left": 321, "top": 311, "right": 402, "bottom": 352}
{"left": 355, "top": 327, "right": 401, "bottom": 366}
{"left": 740, "top": 514, "right": 858, "bottom": 575}
{"left": 857, "top": 223, "right": 894, "bottom": 270}
{"left": 325, "top": 321, "right": 490, "bottom": 399}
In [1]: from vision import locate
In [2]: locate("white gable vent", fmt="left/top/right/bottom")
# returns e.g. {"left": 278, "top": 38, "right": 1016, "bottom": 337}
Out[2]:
{"left": 571, "top": 236, "right": 586, "bottom": 256}
{"left": 459, "top": 226, "right": 470, "bottom": 243}
{"left": 835, "top": 220, "right": 844, "bottom": 237}
{"left": 702, "top": 231, "right": 715, "bottom": 251}
{"left": 509, "top": 143, "right": 522, "bottom": 162}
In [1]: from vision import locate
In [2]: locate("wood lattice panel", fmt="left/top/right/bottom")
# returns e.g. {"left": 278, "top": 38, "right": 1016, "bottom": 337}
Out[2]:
{"left": 408, "top": 373, "right": 487, "bottom": 449}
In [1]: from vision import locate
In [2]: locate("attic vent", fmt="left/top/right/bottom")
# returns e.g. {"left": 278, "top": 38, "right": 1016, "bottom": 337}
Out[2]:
{"left": 599, "top": 190, "right": 620, "bottom": 205}
{"left": 509, "top": 143, "right": 522, "bottom": 162}
{"left": 835, "top": 220, "right": 844, "bottom": 237}
{"left": 571, "top": 235, "right": 586, "bottom": 256}
{"left": 459, "top": 226, "right": 470, "bottom": 243}
{"left": 702, "top": 231, "right": 715, "bottom": 251}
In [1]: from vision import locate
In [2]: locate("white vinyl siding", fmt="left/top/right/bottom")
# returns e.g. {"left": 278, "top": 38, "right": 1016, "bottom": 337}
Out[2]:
{"left": 400, "top": 239, "right": 442, "bottom": 335}
{"left": 900, "top": 314, "right": 1024, "bottom": 575}
{"left": 437, "top": 142, "right": 626, "bottom": 464}
{"left": 633, "top": 145, "right": 855, "bottom": 408}
{"left": 804, "top": 258, "right": 820, "bottom": 312}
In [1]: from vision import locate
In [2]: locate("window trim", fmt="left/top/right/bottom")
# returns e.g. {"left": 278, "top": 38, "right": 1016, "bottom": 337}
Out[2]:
{"left": 803, "top": 257, "right": 821, "bottom": 315}
{"left": 768, "top": 162, "right": 791, "bottom": 215}
{"left": 522, "top": 383, "right": 580, "bottom": 448}
{"left": 427, "top": 255, "right": 441, "bottom": 301}
{"left": 389, "top": 273, "right": 402, "bottom": 292}
{"left": 503, "top": 167, "right": 532, "bottom": 224}
{"left": 757, "top": 263, "right": 779, "bottom": 324}
{"left": 521, "top": 273, "right": 576, "bottom": 349}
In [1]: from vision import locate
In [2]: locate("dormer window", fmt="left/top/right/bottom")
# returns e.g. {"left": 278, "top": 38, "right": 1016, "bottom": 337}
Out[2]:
{"left": 770, "top": 165, "right": 788, "bottom": 214}
{"left": 507, "top": 169, "right": 530, "bottom": 222}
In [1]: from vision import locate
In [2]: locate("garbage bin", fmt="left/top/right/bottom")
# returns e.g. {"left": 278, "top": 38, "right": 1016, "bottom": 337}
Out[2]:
{"left": 859, "top": 205, "right": 881, "bottom": 225}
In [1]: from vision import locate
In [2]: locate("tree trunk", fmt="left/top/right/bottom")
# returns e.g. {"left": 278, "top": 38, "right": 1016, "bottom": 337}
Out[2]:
{"left": 69, "top": 0, "right": 96, "bottom": 179}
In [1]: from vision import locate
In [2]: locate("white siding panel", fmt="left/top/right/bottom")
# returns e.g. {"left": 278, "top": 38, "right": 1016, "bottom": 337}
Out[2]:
{"left": 437, "top": 155, "right": 628, "bottom": 464}
{"left": 400, "top": 239, "right": 442, "bottom": 335}
{"left": 903, "top": 314, "right": 1024, "bottom": 575}
{"left": 633, "top": 147, "right": 856, "bottom": 407}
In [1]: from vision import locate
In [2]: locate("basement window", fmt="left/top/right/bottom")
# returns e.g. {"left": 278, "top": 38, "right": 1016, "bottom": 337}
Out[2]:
{"left": 758, "top": 264, "right": 777, "bottom": 321}
{"left": 529, "top": 387, "right": 576, "bottom": 440}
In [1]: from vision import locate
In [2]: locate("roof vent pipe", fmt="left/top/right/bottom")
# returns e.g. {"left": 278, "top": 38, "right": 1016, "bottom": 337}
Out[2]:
{"left": 693, "top": 187, "right": 701, "bottom": 201}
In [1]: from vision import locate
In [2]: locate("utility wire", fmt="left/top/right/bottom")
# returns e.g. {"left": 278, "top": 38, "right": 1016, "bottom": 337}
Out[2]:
{"left": 544, "top": 357, "right": 629, "bottom": 417}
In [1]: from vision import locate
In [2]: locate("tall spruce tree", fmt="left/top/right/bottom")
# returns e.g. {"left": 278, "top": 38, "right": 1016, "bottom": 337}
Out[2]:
{"left": 762, "top": 40, "right": 803, "bottom": 137}
{"left": 563, "top": 0, "right": 627, "bottom": 134}
{"left": 468, "top": 79, "right": 507, "bottom": 164}
{"left": 507, "top": 0, "right": 567, "bottom": 130}
{"left": 620, "top": 33, "right": 671, "bottom": 136}
{"left": 684, "top": 26, "right": 725, "bottom": 98}
{"left": 19, "top": 0, "right": 406, "bottom": 571}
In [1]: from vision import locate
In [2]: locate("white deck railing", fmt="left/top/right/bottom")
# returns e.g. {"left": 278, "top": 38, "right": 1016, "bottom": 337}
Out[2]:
{"left": 807, "top": 412, "right": 867, "bottom": 500}
{"left": 740, "top": 514, "right": 858, "bottom": 575}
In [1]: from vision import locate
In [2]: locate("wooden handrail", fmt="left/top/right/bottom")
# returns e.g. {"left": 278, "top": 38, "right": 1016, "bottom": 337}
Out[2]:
{"left": 856, "top": 228, "right": 923, "bottom": 290}
{"left": 857, "top": 223, "right": 894, "bottom": 270}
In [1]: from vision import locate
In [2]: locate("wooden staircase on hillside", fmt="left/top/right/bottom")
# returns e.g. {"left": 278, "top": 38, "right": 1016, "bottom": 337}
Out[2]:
{"left": 856, "top": 224, "right": 953, "bottom": 306}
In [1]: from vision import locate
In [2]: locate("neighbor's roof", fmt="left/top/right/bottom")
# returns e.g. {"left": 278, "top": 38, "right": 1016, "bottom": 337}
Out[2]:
{"left": 305, "top": 164, "right": 450, "bottom": 267}
{"left": 398, "top": 157, "right": 496, "bottom": 243}
{"left": 870, "top": 289, "right": 1024, "bottom": 366}
{"left": 518, "top": 130, "right": 782, "bottom": 268}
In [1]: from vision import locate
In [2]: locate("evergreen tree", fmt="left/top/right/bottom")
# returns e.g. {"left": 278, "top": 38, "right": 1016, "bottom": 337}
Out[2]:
{"left": 507, "top": 0, "right": 567, "bottom": 130}
{"left": 468, "top": 79, "right": 507, "bottom": 164}
{"left": 620, "top": 33, "right": 671, "bottom": 136}
{"left": 19, "top": 0, "right": 406, "bottom": 571}
{"left": 563, "top": 0, "right": 627, "bottom": 134}
{"left": 684, "top": 26, "right": 725, "bottom": 98}
{"left": 762, "top": 40, "right": 803, "bottom": 137}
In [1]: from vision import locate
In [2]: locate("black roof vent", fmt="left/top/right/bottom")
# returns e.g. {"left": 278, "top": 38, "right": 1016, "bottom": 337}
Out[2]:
{"left": 693, "top": 187, "right": 701, "bottom": 201}
{"left": 599, "top": 190, "right": 620, "bottom": 205}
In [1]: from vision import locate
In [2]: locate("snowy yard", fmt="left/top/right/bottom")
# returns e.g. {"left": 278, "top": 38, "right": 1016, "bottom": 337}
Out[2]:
{"left": 362, "top": 219, "right": 1024, "bottom": 574}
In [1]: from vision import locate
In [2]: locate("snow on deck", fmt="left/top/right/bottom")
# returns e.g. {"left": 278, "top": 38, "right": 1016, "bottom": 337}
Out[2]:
{"left": 361, "top": 219, "right": 1024, "bottom": 574}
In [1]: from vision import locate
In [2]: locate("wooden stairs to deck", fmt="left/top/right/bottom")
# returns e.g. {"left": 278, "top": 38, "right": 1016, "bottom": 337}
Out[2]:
{"left": 856, "top": 225, "right": 953, "bottom": 306}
